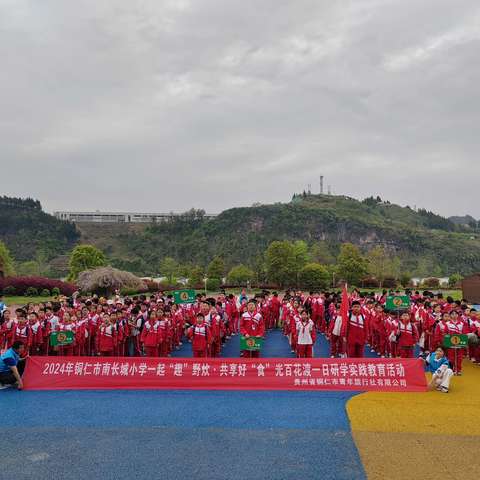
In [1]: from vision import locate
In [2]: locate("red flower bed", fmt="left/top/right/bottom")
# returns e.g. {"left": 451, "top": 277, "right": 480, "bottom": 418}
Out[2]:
{"left": 0, "top": 276, "right": 77, "bottom": 296}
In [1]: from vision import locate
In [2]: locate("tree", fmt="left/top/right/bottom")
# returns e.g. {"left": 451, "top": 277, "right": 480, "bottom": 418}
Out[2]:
{"left": 0, "top": 241, "right": 15, "bottom": 277}
{"left": 68, "top": 244, "right": 107, "bottom": 281}
{"left": 448, "top": 273, "right": 463, "bottom": 288}
{"left": 292, "top": 240, "right": 310, "bottom": 285}
{"left": 399, "top": 272, "right": 412, "bottom": 287}
{"left": 16, "top": 260, "right": 41, "bottom": 276}
{"left": 292, "top": 241, "right": 310, "bottom": 268}
{"left": 367, "top": 246, "right": 389, "bottom": 286}
{"left": 188, "top": 266, "right": 204, "bottom": 287}
{"left": 227, "top": 265, "right": 255, "bottom": 285}
{"left": 336, "top": 243, "right": 369, "bottom": 286}
{"left": 77, "top": 266, "right": 146, "bottom": 296}
{"left": 207, "top": 256, "right": 225, "bottom": 279}
{"left": 265, "top": 241, "right": 296, "bottom": 287}
{"left": 160, "top": 257, "right": 179, "bottom": 285}
{"left": 298, "top": 263, "right": 330, "bottom": 290}
{"left": 310, "top": 241, "right": 335, "bottom": 265}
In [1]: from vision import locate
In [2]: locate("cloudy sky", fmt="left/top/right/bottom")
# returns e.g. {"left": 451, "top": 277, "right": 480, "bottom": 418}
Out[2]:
{"left": 1, "top": 0, "right": 479, "bottom": 217}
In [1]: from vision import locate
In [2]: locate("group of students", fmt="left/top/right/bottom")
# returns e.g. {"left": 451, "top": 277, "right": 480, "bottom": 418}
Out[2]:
{"left": 1, "top": 288, "right": 478, "bottom": 366}
{"left": 0, "top": 292, "right": 244, "bottom": 359}
{"left": 280, "top": 289, "right": 480, "bottom": 374}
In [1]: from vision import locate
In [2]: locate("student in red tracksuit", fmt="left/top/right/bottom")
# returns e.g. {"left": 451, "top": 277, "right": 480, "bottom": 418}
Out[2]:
{"left": 345, "top": 302, "right": 366, "bottom": 358}
{"left": 311, "top": 294, "right": 326, "bottom": 333}
{"left": 433, "top": 313, "right": 450, "bottom": 350}
{"left": 187, "top": 314, "right": 209, "bottom": 357}
{"left": 206, "top": 305, "right": 222, "bottom": 358}
{"left": 157, "top": 310, "right": 170, "bottom": 357}
{"left": 141, "top": 311, "right": 162, "bottom": 357}
{"left": 96, "top": 314, "right": 117, "bottom": 356}
{"left": 240, "top": 300, "right": 265, "bottom": 358}
{"left": 76, "top": 308, "right": 90, "bottom": 356}
{"left": 1, "top": 309, "right": 14, "bottom": 350}
{"left": 397, "top": 312, "right": 418, "bottom": 358}
{"left": 446, "top": 310, "right": 466, "bottom": 375}
{"left": 469, "top": 310, "right": 480, "bottom": 363}
{"left": 12, "top": 314, "right": 31, "bottom": 356}
{"left": 371, "top": 304, "right": 388, "bottom": 357}
{"left": 328, "top": 303, "right": 345, "bottom": 357}
{"left": 270, "top": 293, "right": 281, "bottom": 329}
{"left": 296, "top": 311, "right": 316, "bottom": 358}
{"left": 28, "top": 312, "right": 44, "bottom": 355}
{"left": 58, "top": 313, "right": 77, "bottom": 356}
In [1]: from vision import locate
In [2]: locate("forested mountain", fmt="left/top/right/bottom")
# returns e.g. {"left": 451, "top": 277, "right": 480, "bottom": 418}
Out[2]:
{"left": 79, "top": 194, "right": 480, "bottom": 277}
{"left": 0, "top": 196, "right": 79, "bottom": 264}
{"left": 2, "top": 194, "right": 480, "bottom": 278}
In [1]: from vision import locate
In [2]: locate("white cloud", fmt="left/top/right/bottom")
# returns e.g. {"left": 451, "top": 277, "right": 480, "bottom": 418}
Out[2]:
{"left": 0, "top": 0, "right": 479, "bottom": 218}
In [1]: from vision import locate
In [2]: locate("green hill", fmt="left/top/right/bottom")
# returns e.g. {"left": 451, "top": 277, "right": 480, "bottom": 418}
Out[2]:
{"left": 77, "top": 194, "right": 480, "bottom": 277}
{"left": 0, "top": 196, "right": 79, "bottom": 270}
{"left": 2, "top": 194, "right": 480, "bottom": 278}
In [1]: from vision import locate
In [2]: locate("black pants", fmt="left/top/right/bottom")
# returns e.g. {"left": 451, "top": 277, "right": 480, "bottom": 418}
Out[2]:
{"left": 0, "top": 361, "right": 25, "bottom": 385}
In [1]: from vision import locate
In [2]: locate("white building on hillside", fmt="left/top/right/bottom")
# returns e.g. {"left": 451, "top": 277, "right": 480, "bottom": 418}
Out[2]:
{"left": 54, "top": 211, "right": 218, "bottom": 223}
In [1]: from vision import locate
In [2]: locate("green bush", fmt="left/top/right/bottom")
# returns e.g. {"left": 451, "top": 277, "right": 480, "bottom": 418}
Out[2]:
{"left": 206, "top": 277, "right": 221, "bottom": 291}
{"left": 3, "top": 286, "right": 16, "bottom": 295}
{"left": 40, "top": 289, "right": 51, "bottom": 297}
{"left": 25, "top": 287, "right": 39, "bottom": 296}
{"left": 51, "top": 287, "right": 61, "bottom": 296}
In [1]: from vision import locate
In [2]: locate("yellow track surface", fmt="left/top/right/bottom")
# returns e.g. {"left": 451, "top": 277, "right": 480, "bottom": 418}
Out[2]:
{"left": 347, "top": 361, "right": 480, "bottom": 480}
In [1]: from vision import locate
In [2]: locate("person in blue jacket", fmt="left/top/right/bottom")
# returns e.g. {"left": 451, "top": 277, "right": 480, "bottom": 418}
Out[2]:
{"left": 425, "top": 347, "right": 453, "bottom": 393}
{"left": 0, "top": 341, "right": 26, "bottom": 390}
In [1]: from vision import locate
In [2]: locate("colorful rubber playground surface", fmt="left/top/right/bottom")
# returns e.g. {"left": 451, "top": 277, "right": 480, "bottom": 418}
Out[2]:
{"left": 1, "top": 331, "right": 479, "bottom": 479}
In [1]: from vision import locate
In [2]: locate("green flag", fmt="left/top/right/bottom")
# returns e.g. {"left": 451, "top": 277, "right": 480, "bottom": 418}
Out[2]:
{"left": 50, "top": 330, "right": 75, "bottom": 346}
{"left": 385, "top": 295, "right": 410, "bottom": 311}
{"left": 443, "top": 334, "right": 468, "bottom": 348}
{"left": 240, "top": 336, "right": 264, "bottom": 351}
{"left": 173, "top": 289, "right": 196, "bottom": 304}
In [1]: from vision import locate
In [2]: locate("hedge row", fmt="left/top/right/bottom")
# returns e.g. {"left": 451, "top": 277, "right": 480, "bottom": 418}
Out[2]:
{"left": 0, "top": 276, "right": 77, "bottom": 296}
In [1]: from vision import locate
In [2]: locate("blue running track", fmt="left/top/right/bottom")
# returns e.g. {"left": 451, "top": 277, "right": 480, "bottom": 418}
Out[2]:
{"left": 0, "top": 330, "right": 375, "bottom": 480}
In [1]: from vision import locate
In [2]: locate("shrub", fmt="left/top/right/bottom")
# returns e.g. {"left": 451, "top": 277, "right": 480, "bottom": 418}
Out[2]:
{"left": 361, "top": 277, "right": 380, "bottom": 288}
{"left": 40, "top": 289, "right": 51, "bottom": 297}
{"left": 25, "top": 287, "right": 39, "bottom": 296}
{"left": 448, "top": 273, "right": 463, "bottom": 288}
{"left": 0, "top": 277, "right": 76, "bottom": 297}
{"left": 298, "top": 263, "right": 330, "bottom": 290}
{"left": 206, "top": 277, "right": 221, "bottom": 291}
{"left": 382, "top": 277, "right": 398, "bottom": 288}
{"left": 399, "top": 273, "right": 411, "bottom": 288}
{"left": 3, "top": 286, "right": 16, "bottom": 295}
{"left": 423, "top": 277, "right": 440, "bottom": 288}
{"left": 77, "top": 266, "right": 146, "bottom": 296}
{"left": 144, "top": 280, "right": 160, "bottom": 292}
{"left": 51, "top": 287, "right": 60, "bottom": 296}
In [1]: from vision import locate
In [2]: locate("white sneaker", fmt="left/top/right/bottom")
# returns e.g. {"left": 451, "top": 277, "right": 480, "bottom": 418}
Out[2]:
{"left": 0, "top": 384, "right": 12, "bottom": 390}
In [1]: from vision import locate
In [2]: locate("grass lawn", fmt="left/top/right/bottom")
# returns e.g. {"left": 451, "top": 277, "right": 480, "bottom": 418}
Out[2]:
{"left": 3, "top": 296, "right": 57, "bottom": 307}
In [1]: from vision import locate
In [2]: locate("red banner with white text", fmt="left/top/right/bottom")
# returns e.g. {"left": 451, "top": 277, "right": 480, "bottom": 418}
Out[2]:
{"left": 23, "top": 356, "right": 427, "bottom": 392}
